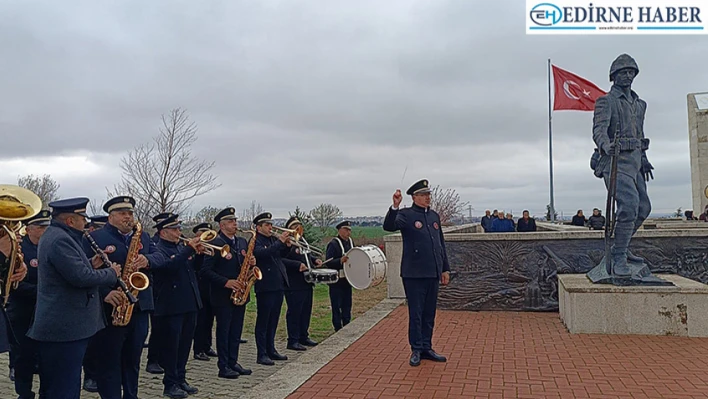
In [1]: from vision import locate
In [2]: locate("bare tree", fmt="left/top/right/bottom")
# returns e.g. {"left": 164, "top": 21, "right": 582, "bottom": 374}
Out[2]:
{"left": 17, "top": 174, "right": 60, "bottom": 208}
{"left": 87, "top": 196, "right": 111, "bottom": 217}
{"left": 240, "top": 201, "right": 264, "bottom": 228}
{"left": 108, "top": 108, "right": 220, "bottom": 222}
{"left": 430, "top": 185, "right": 469, "bottom": 226}
{"left": 310, "top": 203, "right": 342, "bottom": 232}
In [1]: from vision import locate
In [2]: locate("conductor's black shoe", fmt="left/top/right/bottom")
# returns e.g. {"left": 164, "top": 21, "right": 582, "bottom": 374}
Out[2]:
{"left": 205, "top": 348, "right": 218, "bottom": 357}
{"left": 421, "top": 350, "right": 447, "bottom": 362}
{"left": 269, "top": 351, "right": 288, "bottom": 361}
{"left": 146, "top": 362, "right": 164, "bottom": 374}
{"left": 163, "top": 385, "right": 188, "bottom": 398}
{"left": 83, "top": 378, "right": 98, "bottom": 393}
{"left": 287, "top": 343, "right": 307, "bottom": 351}
{"left": 257, "top": 355, "right": 275, "bottom": 365}
{"left": 300, "top": 338, "right": 318, "bottom": 347}
{"left": 231, "top": 363, "right": 252, "bottom": 375}
{"left": 193, "top": 352, "right": 209, "bottom": 361}
{"left": 218, "top": 368, "right": 239, "bottom": 379}
{"left": 9, "top": 368, "right": 15, "bottom": 381}
{"left": 179, "top": 382, "right": 198, "bottom": 395}
{"left": 409, "top": 351, "right": 421, "bottom": 367}
{"left": 240, "top": 338, "right": 248, "bottom": 343}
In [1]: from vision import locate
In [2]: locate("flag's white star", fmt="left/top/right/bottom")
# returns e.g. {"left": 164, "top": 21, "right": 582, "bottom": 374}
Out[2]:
{"left": 583, "top": 89, "right": 591, "bottom": 97}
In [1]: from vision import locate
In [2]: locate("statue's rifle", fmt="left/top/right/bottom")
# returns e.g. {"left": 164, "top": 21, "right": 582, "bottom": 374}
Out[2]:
{"left": 604, "top": 127, "right": 620, "bottom": 276}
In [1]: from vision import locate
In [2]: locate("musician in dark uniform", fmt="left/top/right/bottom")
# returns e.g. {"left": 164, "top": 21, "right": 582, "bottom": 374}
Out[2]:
{"left": 191, "top": 222, "right": 218, "bottom": 361}
{"left": 252, "top": 212, "right": 291, "bottom": 365}
{"left": 6, "top": 210, "right": 49, "bottom": 399}
{"left": 0, "top": 234, "right": 28, "bottom": 355}
{"left": 325, "top": 221, "right": 354, "bottom": 332}
{"left": 27, "top": 198, "right": 119, "bottom": 398}
{"left": 146, "top": 211, "right": 174, "bottom": 373}
{"left": 383, "top": 179, "right": 450, "bottom": 367}
{"left": 201, "top": 207, "right": 255, "bottom": 378}
{"left": 85, "top": 196, "right": 166, "bottom": 399}
{"left": 83, "top": 214, "right": 108, "bottom": 393}
{"left": 152, "top": 214, "right": 202, "bottom": 398}
{"left": 283, "top": 216, "right": 320, "bottom": 350}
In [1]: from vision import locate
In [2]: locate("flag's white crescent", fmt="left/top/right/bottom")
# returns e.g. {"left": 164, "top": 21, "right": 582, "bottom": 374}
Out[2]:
{"left": 563, "top": 80, "right": 581, "bottom": 100}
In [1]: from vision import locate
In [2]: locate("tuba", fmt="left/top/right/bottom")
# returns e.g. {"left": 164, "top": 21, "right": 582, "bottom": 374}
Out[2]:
{"left": 0, "top": 185, "right": 42, "bottom": 306}
{"left": 112, "top": 221, "right": 150, "bottom": 326}
{"left": 230, "top": 230, "right": 262, "bottom": 306}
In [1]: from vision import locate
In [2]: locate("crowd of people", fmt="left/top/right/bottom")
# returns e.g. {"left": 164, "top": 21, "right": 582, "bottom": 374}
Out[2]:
{"left": 480, "top": 208, "right": 607, "bottom": 233}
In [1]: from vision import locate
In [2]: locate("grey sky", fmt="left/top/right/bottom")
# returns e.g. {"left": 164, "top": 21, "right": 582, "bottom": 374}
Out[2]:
{"left": 1, "top": 1, "right": 706, "bottom": 219}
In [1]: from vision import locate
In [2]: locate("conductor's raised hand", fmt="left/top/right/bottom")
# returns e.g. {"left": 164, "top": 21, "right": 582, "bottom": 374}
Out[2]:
{"left": 393, "top": 189, "right": 402, "bottom": 208}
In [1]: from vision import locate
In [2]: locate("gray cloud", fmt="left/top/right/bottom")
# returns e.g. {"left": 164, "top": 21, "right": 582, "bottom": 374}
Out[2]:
{"left": 0, "top": 1, "right": 706, "bottom": 219}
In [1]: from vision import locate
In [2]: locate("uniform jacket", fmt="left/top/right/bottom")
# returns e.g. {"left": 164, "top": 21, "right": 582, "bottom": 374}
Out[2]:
{"left": 200, "top": 232, "right": 249, "bottom": 307}
{"left": 84, "top": 223, "right": 166, "bottom": 317}
{"left": 0, "top": 253, "right": 11, "bottom": 352}
{"left": 325, "top": 236, "right": 353, "bottom": 285}
{"left": 28, "top": 220, "right": 118, "bottom": 342}
{"left": 7, "top": 238, "right": 39, "bottom": 316}
{"left": 284, "top": 245, "right": 316, "bottom": 291}
{"left": 190, "top": 253, "right": 210, "bottom": 298}
{"left": 253, "top": 233, "right": 290, "bottom": 293}
{"left": 152, "top": 238, "right": 201, "bottom": 317}
{"left": 383, "top": 204, "right": 451, "bottom": 279}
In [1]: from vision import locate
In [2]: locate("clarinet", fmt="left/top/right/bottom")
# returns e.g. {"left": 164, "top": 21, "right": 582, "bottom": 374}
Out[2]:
{"left": 83, "top": 231, "right": 138, "bottom": 304}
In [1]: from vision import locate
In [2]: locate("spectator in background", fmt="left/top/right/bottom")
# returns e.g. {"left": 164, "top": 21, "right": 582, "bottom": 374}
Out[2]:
{"left": 516, "top": 210, "right": 537, "bottom": 232}
{"left": 571, "top": 210, "right": 587, "bottom": 227}
{"left": 505, "top": 213, "right": 515, "bottom": 230}
{"left": 587, "top": 208, "right": 606, "bottom": 230}
{"left": 481, "top": 210, "right": 493, "bottom": 233}
{"left": 700, "top": 205, "right": 708, "bottom": 221}
{"left": 685, "top": 210, "right": 698, "bottom": 220}
{"left": 491, "top": 211, "right": 515, "bottom": 232}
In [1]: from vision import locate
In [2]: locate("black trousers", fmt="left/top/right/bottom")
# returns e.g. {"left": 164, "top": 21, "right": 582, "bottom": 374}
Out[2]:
{"left": 155, "top": 312, "right": 197, "bottom": 388}
{"left": 284, "top": 288, "right": 313, "bottom": 345}
{"left": 213, "top": 305, "right": 246, "bottom": 372}
{"left": 146, "top": 313, "right": 160, "bottom": 365}
{"left": 83, "top": 336, "right": 99, "bottom": 381}
{"left": 93, "top": 310, "right": 149, "bottom": 399}
{"left": 37, "top": 338, "right": 89, "bottom": 399}
{"left": 254, "top": 291, "right": 283, "bottom": 357}
{"left": 6, "top": 306, "right": 37, "bottom": 398}
{"left": 193, "top": 285, "right": 214, "bottom": 354}
{"left": 328, "top": 281, "right": 352, "bottom": 331}
{"left": 402, "top": 278, "right": 439, "bottom": 352}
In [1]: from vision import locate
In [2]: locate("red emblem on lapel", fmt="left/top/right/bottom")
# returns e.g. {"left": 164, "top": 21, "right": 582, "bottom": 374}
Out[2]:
{"left": 414, "top": 221, "right": 423, "bottom": 229}
{"left": 170, "top": 255, "right": 175, "bottom": 259}
{"left": 188, "top": 256, "right": 193, "bottom": 261}
{"left": 225, "top": 252, "right": 233, "bottom": 260}
{"left": 433, "top": 222, "right": 439, "bottom": 230}
{"left": 105, "top": 245, "right": 116, "bottom": 253}
{"left": 30, "top": 259, "right": 38, "bottom": 268}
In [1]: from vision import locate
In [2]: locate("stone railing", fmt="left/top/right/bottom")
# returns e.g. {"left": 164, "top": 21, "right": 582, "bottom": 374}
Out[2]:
{"left": 383, "top": 222, "right": 708, "bottom": 311}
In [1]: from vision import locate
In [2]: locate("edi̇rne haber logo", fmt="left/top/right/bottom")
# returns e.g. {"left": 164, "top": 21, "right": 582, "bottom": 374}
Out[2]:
{"left": 526, "top": 1, "right": 706, "bottom": 34}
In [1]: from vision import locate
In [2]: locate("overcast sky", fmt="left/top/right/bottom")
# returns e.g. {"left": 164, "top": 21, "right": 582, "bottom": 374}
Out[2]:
{"left": 2, "top": 1, "right": 707, "bottom": 219}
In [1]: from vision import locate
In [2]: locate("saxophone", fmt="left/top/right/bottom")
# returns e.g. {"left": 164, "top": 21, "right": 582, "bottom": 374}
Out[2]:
{"left": 112, "top": 222, "right": 151, "bottom": 327}
{"left": 230, "top": 230, "right": 262, "bottom": 306}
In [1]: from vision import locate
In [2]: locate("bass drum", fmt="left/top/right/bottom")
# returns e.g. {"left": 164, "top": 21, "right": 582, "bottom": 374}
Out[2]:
{"left": 344, "top": 245, "right": 387, "bottom": 290}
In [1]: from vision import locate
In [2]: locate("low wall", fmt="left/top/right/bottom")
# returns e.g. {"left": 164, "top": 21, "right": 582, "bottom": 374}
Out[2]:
{"left": 383, "top": 222, "right": 708, "bottom": 311}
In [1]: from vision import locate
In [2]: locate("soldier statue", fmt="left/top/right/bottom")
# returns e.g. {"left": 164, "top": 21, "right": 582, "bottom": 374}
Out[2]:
{"left": 587, "top": 54, "right": 671, "bottom": 285}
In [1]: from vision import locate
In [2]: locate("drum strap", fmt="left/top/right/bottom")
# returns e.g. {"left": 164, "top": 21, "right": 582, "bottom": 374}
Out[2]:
{"left": 334, "top": 237, "right": 353, "bottom": 255}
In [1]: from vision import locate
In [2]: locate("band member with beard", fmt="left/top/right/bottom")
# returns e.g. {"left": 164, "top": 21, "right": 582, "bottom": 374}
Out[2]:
{"left": 191, "top": 222, "right": 218, "bottom": 361}
{"left": 85, "top": 196, "right": 166, "bottom": 399}
{"left": 283, "top": 216, "right": 320, "bottom": 351}
{"left": 325, "top": 221, "right": 354, "bottom": 332}
{"left": 252, "top": 212, "right": 291, "bottom": 365}
{"left": 200, "top": 207, "right": 255, "bottom": 378}
{"left": 6, "top": 210, "right": 49, "bottom": 399}
{"left": 27, "top": 198, "right": 120, "bottom": 398}
{"left": 152, "top": 214, "right": 202, "bottom": 398}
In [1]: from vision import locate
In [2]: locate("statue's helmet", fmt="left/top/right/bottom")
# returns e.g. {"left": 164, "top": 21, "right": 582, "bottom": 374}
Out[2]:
{"left": 609, "top": 54, "right": 639, "bottom": 81}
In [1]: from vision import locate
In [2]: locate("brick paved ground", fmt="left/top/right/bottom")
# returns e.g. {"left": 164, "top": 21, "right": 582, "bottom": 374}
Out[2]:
{"left": 0, "top": 333, "right": 305, "bottom": 398}
{"left": 289, "top": 306, "right": 708, "bottom": 399}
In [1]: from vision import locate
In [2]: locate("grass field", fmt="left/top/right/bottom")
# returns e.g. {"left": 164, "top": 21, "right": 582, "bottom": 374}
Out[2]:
{"left": 243, "top": 280, "right": 388, "bottom": 342}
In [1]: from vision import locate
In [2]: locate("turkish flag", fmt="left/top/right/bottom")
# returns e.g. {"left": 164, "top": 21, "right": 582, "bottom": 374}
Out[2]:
{"left": 552, "top": 65, "right": 606, "bottom": 111}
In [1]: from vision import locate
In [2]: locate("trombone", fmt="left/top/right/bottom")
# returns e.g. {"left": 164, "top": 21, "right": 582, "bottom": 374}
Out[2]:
{"left": 180, "top": 229, "right": 230, "bottom": 258}
{"left": 271, "top": 226, "right": 326, "bottom": 258}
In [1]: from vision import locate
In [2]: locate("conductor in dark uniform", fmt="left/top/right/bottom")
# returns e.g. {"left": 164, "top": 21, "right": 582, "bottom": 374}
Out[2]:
{"left": 153, "top": 214, "right": 202, "bottom": 398}
{"left": 253, "top": 212, "right": 291, "bottom": 365}
{"left": 283, "top": 217, "right": 320, "bottom": 351}
{"left": 325, "top": 221, "right": 354, "bottom": 331}
{"left": 191, "top": 222, "right": 218, "bottom": 361}
{"left": 27, "top": 198, "right": 120, "bottom": 398}
{"left": 383, "top": 179, "right": 450, "bottom": 367}
{"left": 7, "top": 210, "right": 49, "bottom": 399}
{"left": 200, "top": 207, "right": 254, "bottom": 378}
{"left": 86, "top": 196, "right": 166, "bottom": 399}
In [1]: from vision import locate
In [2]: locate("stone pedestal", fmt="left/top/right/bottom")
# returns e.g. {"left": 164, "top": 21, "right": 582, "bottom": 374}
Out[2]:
{"left": 688, "top": 92, "right": 708, "bottom": 214}
{"left": 559, "top": 274, "right": 708, "bottom": 337}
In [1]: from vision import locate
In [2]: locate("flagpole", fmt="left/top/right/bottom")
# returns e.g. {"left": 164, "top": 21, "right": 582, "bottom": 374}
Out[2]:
{"left": 547, "top": 58, "right": 556, "bottom": 223}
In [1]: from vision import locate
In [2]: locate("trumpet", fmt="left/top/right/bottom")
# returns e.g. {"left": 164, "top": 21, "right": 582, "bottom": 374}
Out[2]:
{"left": 180, "top": 229, "right": 230, "bottom": 257}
